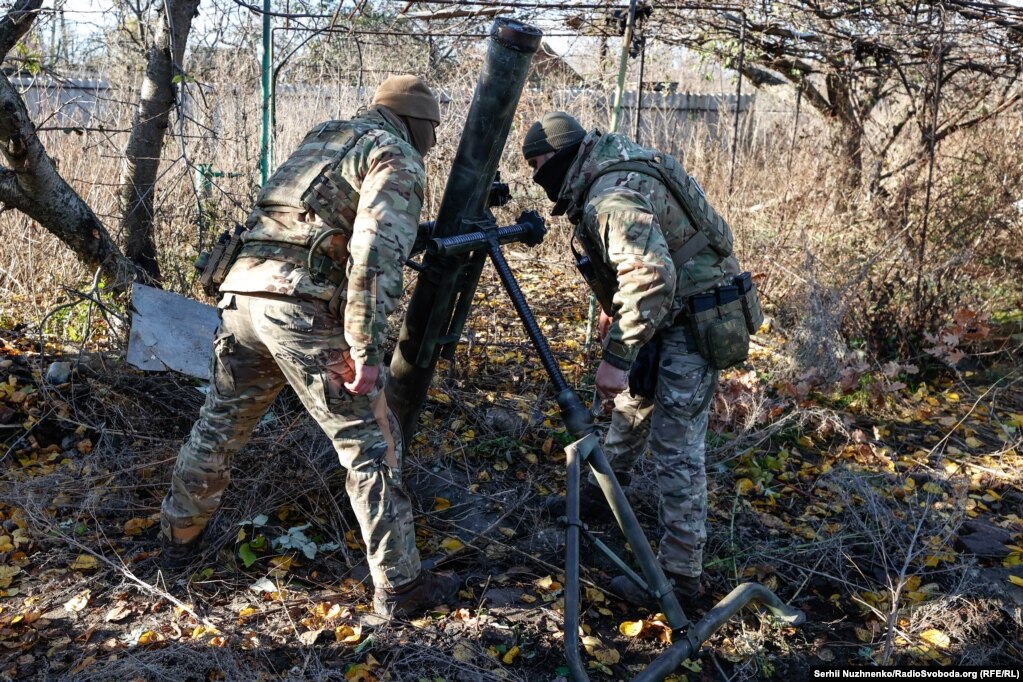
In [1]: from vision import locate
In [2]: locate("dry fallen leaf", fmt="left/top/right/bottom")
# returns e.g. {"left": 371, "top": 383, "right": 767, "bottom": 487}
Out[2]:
{"left": 335, "top": 624, "right": 362, "bottom": 644}
{"left": 299, "top": 628, "right": 323, "bottom": 646}
{"left": 105, "top": 603, "right": 132, "bottom": 622}
{"left": 137, "top": 630, "right": 165, "bottom": 646}
{"left": 123, "top": 517, "right": 156, "bottom": 536}
{"left": 69, "top": 554, "right": 98, "bottom": 572}
{"left": 0, "top": 565, "right": 20, "bottom": 588}
{"left": 63, "top": 589, "right": 91, "bottom": 613}
{"left": 919, "top": 629, "right": 950, "bottom": 649}
{"left": 502, "top": 645, "right": 520, "bottom": 664}
{"left": 619, "top": 620, "right": 644, "bottom": 637}
{"left": 440, "top": 537, "right": 464, "bottom": 553}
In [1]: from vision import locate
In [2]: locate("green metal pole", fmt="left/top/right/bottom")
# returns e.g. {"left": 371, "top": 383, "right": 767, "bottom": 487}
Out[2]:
{"left": 609, "top": 0, "right": 639, "bottom": 134}
{"left": 586, "top": 0, "right": 639, "bottom": 355}
{"left": 259, "top": 0, "right": 272, "bottom": 185}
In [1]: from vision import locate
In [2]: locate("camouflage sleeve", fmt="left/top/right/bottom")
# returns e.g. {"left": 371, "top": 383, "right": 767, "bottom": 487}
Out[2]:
{"left": 344, "top": 136, "right": 425, "bottom": 365}
{"left": 585, "top": 182, "right": 676, "bottom": 369}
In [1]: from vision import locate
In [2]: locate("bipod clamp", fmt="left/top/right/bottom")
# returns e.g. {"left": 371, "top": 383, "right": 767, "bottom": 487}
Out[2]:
{"left": 429, "top": 217, "right": 805, "bottom": 680}
{"left": 427, "top": 210, "right": 545, "bottom": 258}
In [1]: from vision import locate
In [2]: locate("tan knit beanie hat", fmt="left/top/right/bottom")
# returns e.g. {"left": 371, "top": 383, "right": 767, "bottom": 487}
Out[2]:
{"left": 522, "top": 111, "right": 586, "bottom": 158}
{"left": 372, "top": 75, "right": 441, "bottom": 125}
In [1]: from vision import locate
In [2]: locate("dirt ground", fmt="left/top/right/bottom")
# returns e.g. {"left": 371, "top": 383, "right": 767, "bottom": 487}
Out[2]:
{"left": 1, "top": 264, "right": 1022, "bottom": 681}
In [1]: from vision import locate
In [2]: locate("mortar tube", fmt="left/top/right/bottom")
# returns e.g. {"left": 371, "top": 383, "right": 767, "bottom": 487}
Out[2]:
{"left": 440, "top": 250, "right": 488, "bottom": 360}
{"left": 388, "top": 18, "right": 542, "bottom": 438}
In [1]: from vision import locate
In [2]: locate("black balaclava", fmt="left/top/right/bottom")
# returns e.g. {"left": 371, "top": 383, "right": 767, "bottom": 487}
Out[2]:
{"left": 532, "top": 141, "right": 581, "bottom": 203}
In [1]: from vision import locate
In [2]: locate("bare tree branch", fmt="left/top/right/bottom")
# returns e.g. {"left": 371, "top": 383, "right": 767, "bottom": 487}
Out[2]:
{"left": 0, "top": 71, "right": 141, "bottom": 288}
{"left": 0, "top": 0, "right": 42, "bottom": 59}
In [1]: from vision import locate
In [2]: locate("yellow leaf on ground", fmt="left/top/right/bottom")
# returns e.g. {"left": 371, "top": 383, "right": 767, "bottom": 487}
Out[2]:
{"left": 441, "top": 537, "right": 464, "bottom": 553}
{"left": 63, "top": 589, "right": 91, "bottom": 612}
{"left": 1008, "top": 575, "right": 1023, "bottom": 588}
{"left": 736, "top": 478, "right": 755, "bottom": 495}
{"left": 335, "top": 624, "right": 362, "bottom": 644}
{"left": 138, "top": 630, "right": 165, "bottom": 646}
{"left": 502, "top": 645, "right": 520, "bottom": 664}
{"left": 584, "top": 587, "right": 605, "bottom": 603}
{"left": 433, "top": 497, "right": 451, "bottom": 511}
{"left": 70, "top": 554, "right": 98, "bottom": 571}
{"left": 581, "top": 635, "right": 619, "bottom": 664}
{"left": 519, "top": 594, "right": 537, "bottom": 604}
{"left": 345, "top": 662, "right": 377, "bottom": 682}
{"left": 920, "top": 629, "right": 950, "bottom": 649}
{"left": 535, "top": 575, "right": 557, "bottom": 590}
{"left": 237, "top": 606, "right": 258, "bottom": 619}
{"left": 270, "top": 555, "right": 294, "bottom": 572}
{"left": 619, "top": 620, "right": 644, "bottom": 637}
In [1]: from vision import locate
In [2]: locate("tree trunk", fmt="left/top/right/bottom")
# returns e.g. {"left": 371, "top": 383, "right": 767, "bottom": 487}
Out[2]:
{"left": 826, "top": 73, "right": 864, "bottom": 196}
{"left": 0, "top": 2, "right": 140, "bottom": 288}
{"left": 118, "top": 0, "right": 202, "bottom": 283}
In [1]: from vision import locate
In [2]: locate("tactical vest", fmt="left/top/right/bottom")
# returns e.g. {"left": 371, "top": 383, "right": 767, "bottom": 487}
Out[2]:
{"left": 248, "top": 119, "right": 375, "bottom": 247}
{"left": 587, "top": 155, "right": 734, "bottom": 262}
{"left": 571, "top": 149, "right": 736, "bottom": 317}
{"left": 569, "top": 139, "right": 762, "bottom": 369}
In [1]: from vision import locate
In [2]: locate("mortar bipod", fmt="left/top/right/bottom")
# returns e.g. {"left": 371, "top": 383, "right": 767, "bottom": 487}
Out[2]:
{"left": 428, "top": 219, "right": 806, "bottom": 682}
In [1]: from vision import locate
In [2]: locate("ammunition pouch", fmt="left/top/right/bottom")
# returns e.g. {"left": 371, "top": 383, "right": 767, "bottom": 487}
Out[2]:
{"left": 683, "top": 272, "right": 762, "bottom": 370}
{"left": 196, "top": 224, "right": 247, "bottom": 296}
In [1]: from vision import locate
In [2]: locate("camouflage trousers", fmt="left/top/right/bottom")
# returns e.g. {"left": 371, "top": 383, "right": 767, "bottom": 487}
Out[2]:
{"left": 160, "top": 292, "right": 421, "bottom": 589}
{"left": 597, "top": 324, "right": 718, "bottom": 578}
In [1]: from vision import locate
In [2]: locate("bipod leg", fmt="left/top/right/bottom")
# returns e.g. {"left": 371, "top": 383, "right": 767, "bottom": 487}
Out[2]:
{"left": 634, "top": 582, "right": 806, "bottom": 682}
{"left": 480, "top": 240, "right": 805, "bottom": 678}
{"left": 583, "top": 436, "right": 690, "bottom": 631}
{"left": 564, "top": 436, "right": 589, "bottom": 682}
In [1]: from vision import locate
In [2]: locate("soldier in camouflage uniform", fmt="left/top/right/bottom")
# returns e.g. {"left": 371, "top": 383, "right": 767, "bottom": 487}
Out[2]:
{"left": 522, "top": 112, "right": 743, "bottom": 602}
{"left": 161, "top": 75, "right": 458, "bottom": 618}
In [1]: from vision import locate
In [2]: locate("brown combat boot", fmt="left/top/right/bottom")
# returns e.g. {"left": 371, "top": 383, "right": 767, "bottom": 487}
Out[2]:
{"left": 545, "top": 473, "right": 631, "bottom": 525}
{"left": 609, "top": 571, "right": 702, "bottom": 606}
{"left": 160, "top": 536, "right": 201, "bottom": 573}
{"left": 372, "top": 570, "right": 460, "bottom": 618}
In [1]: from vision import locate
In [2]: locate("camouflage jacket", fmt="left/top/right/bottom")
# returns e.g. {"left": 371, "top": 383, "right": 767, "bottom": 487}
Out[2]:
{"left": 221, "top": 107, "right": 425, "bottom": 366}
{"left": 558, "top": 130, "right": 739, "bottom": 368}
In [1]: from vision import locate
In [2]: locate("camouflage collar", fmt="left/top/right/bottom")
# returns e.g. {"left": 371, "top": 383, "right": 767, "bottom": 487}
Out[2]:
{"left": 359, "top": 105, "right": 412, "bottom": 146}
{"left": 557, "top": 130, "right": 658, "bottom": 220}
{"left": 553, "top": 129, "right": 602, "bottom": 217}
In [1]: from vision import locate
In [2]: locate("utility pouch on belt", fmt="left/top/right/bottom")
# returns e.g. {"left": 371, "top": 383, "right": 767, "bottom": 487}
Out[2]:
{"left": 735, "top": 271, "right": 765, "bottom": 334}
{"left": 628, "top": 333, "right": 662, "bottom": 399}
{"left": 686, "top": 272, "right": 762, "bottom": 370}
{"left": 196, "top": 223, "right": 247, "bottom": 296}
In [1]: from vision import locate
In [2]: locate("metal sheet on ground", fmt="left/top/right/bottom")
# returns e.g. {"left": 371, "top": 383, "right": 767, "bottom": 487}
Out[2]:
{"left": 126, "top": 283, "right": 219, "bottom": 379}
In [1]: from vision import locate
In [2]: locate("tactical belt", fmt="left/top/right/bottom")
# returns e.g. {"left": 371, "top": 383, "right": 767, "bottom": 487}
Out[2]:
{"left": 237, "top": 241, "right": 346, "bottom": 286}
